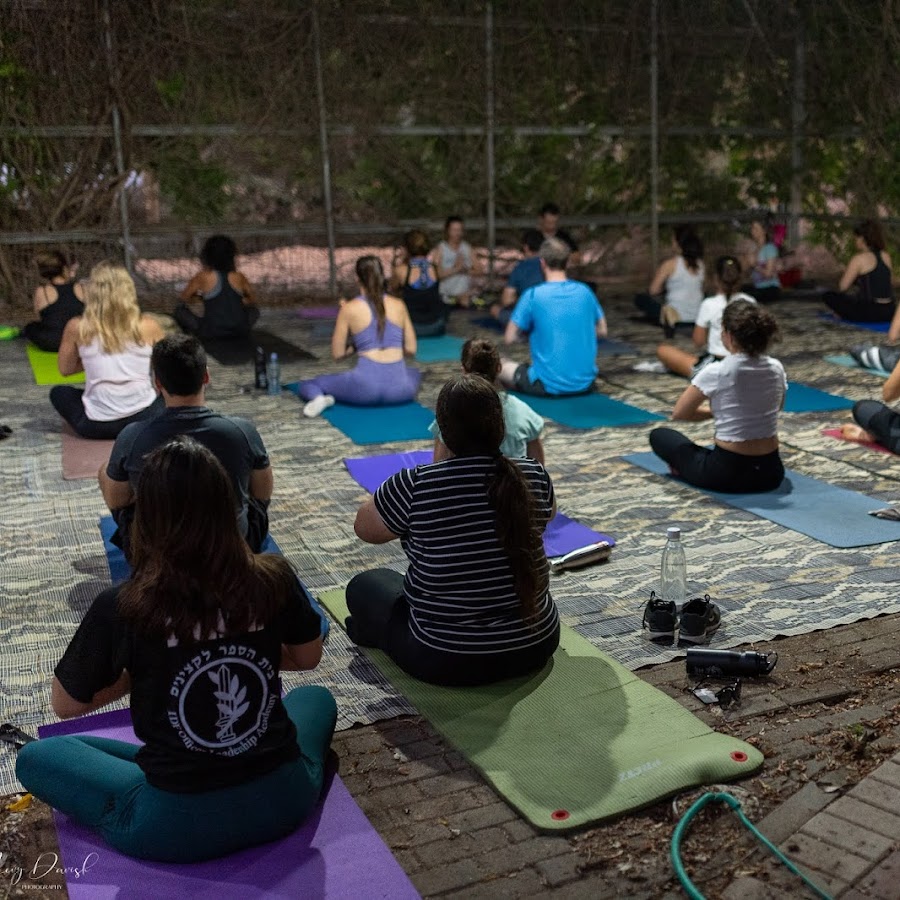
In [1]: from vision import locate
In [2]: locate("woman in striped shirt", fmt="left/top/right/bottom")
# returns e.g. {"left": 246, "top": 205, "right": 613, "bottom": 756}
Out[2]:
{"left": 347, "top": 375, "right": 560, "bottom": 686}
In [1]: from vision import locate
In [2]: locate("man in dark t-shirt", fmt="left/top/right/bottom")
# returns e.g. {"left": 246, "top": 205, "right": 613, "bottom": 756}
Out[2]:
{"left": 539, "top": 202, "right": 580, "bottom": 262}
{"left": 99, "top": 334, "right": 274, "bottom": 553}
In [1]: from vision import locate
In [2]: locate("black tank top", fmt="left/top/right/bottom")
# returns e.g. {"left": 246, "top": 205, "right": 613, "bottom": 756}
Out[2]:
{"left": 402, "top": 259, "right": 445, "bottom": 326}
{"left": 201, "top": 272, "right": 252, "bottom": 339}
{"left": 857, "top": 251, "right": 895, "bottom": 303}
{"left": 39, "top": 281, "right": 85, "bottom": 332}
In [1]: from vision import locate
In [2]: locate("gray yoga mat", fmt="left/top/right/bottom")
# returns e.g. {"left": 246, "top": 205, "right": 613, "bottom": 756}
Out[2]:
{"left": 623, "top": 451, "right": 900, "bottom": 548}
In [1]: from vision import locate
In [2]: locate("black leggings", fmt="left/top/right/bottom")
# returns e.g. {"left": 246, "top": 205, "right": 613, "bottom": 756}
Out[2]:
{"left": 649, "top": 427, "right": 784, "bottom": 493}
{"left": 853, "top": 400, "right": 900, "bottom": 454}
{"left": 174, "top": 303, "right": 260, "bottom": 340}
{"left": 634, "top": 292, "right": 664, "bottom": 322}
{"left": 345, "top": 568, "right": 559, "bottom": 687}
{"left": 742, "top": 284, "right": 782, "bottom": 304}
{"left": 823, "top": 291, "right": 896, "bottom": 323}
{"left": 50, "top": 387, "right": 164, "bottom": 440}
{"left": 22, "top": 321, "right": 64, "bottom": 352}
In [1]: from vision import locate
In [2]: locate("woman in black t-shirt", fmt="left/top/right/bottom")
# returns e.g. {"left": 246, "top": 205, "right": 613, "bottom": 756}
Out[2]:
{"left": 16, "top": 437, "right": 335, "bottom": 863}
{"left": 347, "top": 374, "right": 561, "bottom": 686}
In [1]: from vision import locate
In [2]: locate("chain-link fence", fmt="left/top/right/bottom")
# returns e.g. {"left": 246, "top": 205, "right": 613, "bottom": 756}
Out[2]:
{"left": 1, "top": 0, "right": 898, "bottom": 311}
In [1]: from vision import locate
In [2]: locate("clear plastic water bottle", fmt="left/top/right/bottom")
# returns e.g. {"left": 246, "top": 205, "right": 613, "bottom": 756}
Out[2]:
{"left": 660, "top": 526, "right": 687, "bottom": 607}
{"left": 266, "top": 352, "right": 280, "bottom": 396}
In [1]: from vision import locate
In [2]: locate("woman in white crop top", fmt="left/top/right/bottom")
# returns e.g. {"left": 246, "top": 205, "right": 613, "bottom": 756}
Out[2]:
{"left": 656, "top": 256, "right": 755, "bottom": 378}
{"left": 649, "top": 300, "right": 786, "bottom": 493}
{"left": 634, "top": 226, "right": 705, "bottom": 336}
{"left": 51, "top": 262, "right": 165, "bottom": 440}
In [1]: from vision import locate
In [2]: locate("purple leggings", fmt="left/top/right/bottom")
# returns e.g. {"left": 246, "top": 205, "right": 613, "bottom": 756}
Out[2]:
{"left": 296, "top": 356, "right": 422, "bottom": 405}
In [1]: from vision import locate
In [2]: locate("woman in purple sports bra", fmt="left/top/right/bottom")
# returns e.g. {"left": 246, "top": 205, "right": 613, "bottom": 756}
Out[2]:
{"left": 295, "top": 256, "right": 422, "bottom": 417}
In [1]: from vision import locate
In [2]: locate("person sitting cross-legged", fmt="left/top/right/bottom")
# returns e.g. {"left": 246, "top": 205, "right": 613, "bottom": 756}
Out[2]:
{"left": 346, "top": 374, "right": 560, "bottom": 686}
{"left": 17, "top": 437, "right": 336, "bottom": 863}
{"left": 490, "top": 229, "right": 545, "bottom": 326}
{"left": 498, "top": 237, "right": 607, "bottom": 396}
{"left": 649, "top": 300, "right": 786, "bottom": 493}
{"left": 430, "top": 338, "right": 544, "bottom": 463}
{"left": 99, "top": 333, "right": 273, "bottom": 555}
{"left": 842, "top": 352, "right": 900, "bottom": 453}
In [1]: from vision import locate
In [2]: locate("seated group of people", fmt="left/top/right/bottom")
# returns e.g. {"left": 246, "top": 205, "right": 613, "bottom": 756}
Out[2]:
{"left": 16, "top": 333, "right": 564, "bottom": 863}
{"left": 13, "top": 210, "right": 898, "bottom": 866}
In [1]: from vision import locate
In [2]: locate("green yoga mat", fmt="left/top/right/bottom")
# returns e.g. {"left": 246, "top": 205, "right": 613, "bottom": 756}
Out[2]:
{"left": 26, "top": 344, "right": 85, "bottom": 385}
{"left": 320, "top": 589, "right": 763, "bottom": 831}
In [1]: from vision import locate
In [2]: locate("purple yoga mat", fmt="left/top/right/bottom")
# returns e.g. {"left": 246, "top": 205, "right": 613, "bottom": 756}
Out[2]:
{"left": 343, "top": 451, "right": 615, "bottom": 557}
{"left": 296, "top": 306, "right": 338, "bottom": 319}
{"left": 38, "top": 709, "right": 419, "bottom": 900}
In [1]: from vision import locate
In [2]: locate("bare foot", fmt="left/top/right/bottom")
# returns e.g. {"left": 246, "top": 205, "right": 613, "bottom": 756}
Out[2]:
{"left": 840, "top": 423, "right": 875, "bottom": 443}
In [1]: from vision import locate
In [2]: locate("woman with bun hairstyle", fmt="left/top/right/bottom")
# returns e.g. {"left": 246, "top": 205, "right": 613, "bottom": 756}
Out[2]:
{"left": 649, "top": 300, "right": 786, "bottom": 493}
{"left": 656, "top": 256, "right": 755, "bottom": 377}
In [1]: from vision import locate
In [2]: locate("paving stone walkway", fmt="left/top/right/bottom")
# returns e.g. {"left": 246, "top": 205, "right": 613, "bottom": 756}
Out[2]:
{"left": 724, "top": 752, "right": 900, "bottom": 899}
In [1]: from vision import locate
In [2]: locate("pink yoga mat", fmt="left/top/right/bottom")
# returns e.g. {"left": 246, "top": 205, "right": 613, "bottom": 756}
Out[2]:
{"left": 61, "top": 425, "right": 114, "bottom": 480}
{"left": 296, "top": 306, "right": 338, "bottom": 319}
{"left": 38, "top": 709, "right": 419, "bottom": 900}
{"left": 343, "top": 450, "right": 616, "bottom": 557}
{"left": 822, "top": 427, "right": 892, "bottom": 455}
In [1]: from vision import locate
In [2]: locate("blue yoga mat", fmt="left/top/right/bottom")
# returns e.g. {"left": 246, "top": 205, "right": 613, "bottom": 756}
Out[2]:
{"left": 320, "top": 402, "right": 434, "bottom": 444}
{"left": 623, "top": 452, "right": 900, "bottom": 548}
{"left": 784, "top": 382, "right": 854, "bottom": 413}
{"left": 415, "top": 334, "right": 466, "bottom": 362}
{"left": 825, "top": 354, "right": 891, "bottom": 379}
{"left": 516, "top": 392, "right": 664, "bottom": 429}
{"left": 597, "top": 338, "right": 638, "bottom": 356}
{"left": 342, "top": 450, "right": 616, "bottom": 557}
{"left": 97, "top": 517, "right": 330, "bottom": 637}
{"left": 817, "top": 311, "right": 891, "bottom": 333}
{"left": 283, "top": 382, "right": 434, "bottom": 444}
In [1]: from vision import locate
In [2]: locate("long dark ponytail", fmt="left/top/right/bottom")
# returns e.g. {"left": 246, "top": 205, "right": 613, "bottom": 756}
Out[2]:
{"left": 356, "top": 255, "right": 386, "bottom": 336}
{"left": 435, "top": 375, "right": 548, "bottom": 623}
{"left": 716, "top": 255, "right": 742, "bottom": 300}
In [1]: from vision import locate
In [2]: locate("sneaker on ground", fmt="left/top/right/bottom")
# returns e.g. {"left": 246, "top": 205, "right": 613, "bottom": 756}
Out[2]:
{"left": 303, "top": 394, "right": 336, "bottom": 418}
{"left": 678, "top": 594, "right": 721, "bottom": 644}
{"left": 633, "top": 360, "right": 667, "bottom": 374}
{"left": 641, "top": 591, "right": 677, "bottom": 640}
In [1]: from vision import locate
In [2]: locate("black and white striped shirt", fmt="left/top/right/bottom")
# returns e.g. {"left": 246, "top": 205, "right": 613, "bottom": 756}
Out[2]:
{"left": 373, "top": 455, "right": 559, "bottom": 654}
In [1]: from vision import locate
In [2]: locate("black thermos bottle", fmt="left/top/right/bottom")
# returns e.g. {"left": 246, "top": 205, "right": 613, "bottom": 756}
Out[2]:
{"left": 254, "top": 346, "right": 268, "bottom": 390}
{"left": 686, "top": 648, "right": 778, "bottom": 678}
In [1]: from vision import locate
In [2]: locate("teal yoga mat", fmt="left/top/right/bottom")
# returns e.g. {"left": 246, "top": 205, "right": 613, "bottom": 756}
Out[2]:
{"left": 516, "top": 392, "right": 664, "bottom": 429}
{"left": 784, "top": 382, "right": 854, "bottom": 413}
{"left": 624, "top": 451, "right": 900, "bottom": 548}
{"left": 825, "top": 354, "right": 891, "bottom": 379}
{"left": 415, "top": 334, "right": 466, "bottom": 362}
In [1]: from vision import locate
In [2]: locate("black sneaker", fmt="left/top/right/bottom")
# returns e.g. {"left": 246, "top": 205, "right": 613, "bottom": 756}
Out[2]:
{"left": 642, "top": 591, "right": 677, "bottom": 640}
{"left": 679, "top": 595, "right": 721, "bottom": 644}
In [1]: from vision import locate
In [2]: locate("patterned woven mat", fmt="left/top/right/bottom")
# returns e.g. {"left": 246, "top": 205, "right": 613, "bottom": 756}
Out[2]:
{"left": 1, "top": 298, "right": 899, "bottom": 793}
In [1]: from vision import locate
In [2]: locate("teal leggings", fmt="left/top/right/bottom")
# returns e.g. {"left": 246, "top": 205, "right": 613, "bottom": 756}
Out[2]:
{"left": 16, "top": 686, "right": 337, "bottom": 863}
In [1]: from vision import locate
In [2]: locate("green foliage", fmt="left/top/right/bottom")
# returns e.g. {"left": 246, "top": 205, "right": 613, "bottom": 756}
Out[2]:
{"left": 151, "top": 144, "right": 230, "bottom": 224}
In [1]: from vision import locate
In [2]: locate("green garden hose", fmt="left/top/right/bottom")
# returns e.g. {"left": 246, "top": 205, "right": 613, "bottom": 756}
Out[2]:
{"left": 670, "top": 791, "right": 833, "bottom": 900}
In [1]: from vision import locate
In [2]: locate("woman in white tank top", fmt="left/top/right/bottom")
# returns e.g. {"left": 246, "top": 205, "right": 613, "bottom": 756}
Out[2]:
{"left": 51, "top": 263, "right": 165, "bottom": 440}
{"left": 634, "top": 226, "right": 705, "bottom": 335}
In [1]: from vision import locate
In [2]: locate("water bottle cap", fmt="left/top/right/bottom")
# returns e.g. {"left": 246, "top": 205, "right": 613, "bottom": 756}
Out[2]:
{"left": 270, "top": 352, "right": 278, "bottom": 360}
{"left": 666, "top": 526, "right": 681, "bottom": 541}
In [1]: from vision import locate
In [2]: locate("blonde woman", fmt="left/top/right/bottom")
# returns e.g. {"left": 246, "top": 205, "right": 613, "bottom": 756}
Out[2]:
{"left": 51, "top": 263, "right": 165, "bottom": 439}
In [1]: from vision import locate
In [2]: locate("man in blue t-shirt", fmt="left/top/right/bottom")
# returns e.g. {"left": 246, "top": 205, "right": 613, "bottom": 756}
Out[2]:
{"left": 499, "top": 237, "right": 607, "bottom": 396}
{"left": 491, "top": 229, "right": 545, "bottom": 325}
{"left": 99, "top": 334, "right": 274, "bottom": 554}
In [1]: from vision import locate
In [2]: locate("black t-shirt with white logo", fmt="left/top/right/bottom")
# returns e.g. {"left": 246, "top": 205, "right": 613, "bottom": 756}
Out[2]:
{"left": 54, "top": 582, "right": 321, "bottom": 793}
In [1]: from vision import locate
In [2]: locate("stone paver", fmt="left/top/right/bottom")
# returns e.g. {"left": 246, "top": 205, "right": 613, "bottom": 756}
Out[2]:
{"left": 726, "top": 749, "right": 900, "bottom": 899}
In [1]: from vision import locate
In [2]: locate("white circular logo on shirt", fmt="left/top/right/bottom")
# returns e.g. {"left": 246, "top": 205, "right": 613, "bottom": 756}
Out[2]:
{"left": 177, "top": 658, "right": 269, "bottom": 750}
